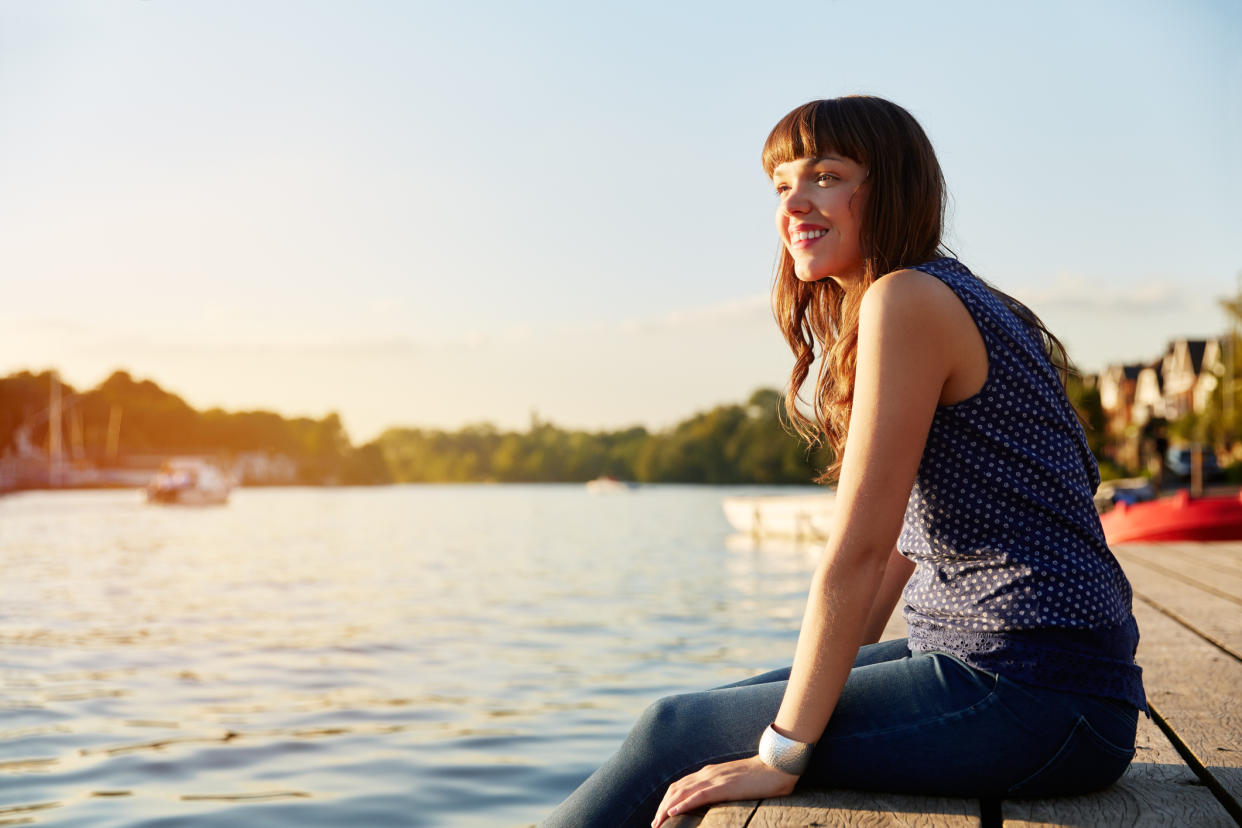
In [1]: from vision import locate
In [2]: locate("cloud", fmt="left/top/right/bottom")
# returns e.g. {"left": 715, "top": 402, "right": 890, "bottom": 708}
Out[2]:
{"left": 0, "top": 317, "right": 423, "bottom": 360}
{"left": 105, "top": 334, "right": 423, "bottom": 359}
{"left": 7, "top": 290, "right": 778, "bottom": 362}
{"left": 1016, "top": 274, "right": 1182, "bottom": 313}
{"left": 617, "top": 294, "right": 770, "bottom": 334}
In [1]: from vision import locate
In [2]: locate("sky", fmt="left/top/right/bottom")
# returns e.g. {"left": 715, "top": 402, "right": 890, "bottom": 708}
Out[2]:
{"left": 2, "top": 0, "right": 1240, "bottom": 442}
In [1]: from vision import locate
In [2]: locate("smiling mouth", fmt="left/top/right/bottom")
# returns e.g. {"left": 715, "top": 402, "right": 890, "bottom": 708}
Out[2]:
{"left": 791, "top": 229, "right": 828, "bottom": 242}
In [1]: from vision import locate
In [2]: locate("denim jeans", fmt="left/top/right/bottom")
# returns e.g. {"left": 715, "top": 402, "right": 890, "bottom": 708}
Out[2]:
{"left": 541, "top": 638, "right": 1138, "bottom": 828}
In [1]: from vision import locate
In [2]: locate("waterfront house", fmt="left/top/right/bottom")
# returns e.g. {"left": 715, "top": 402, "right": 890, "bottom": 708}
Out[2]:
{"left": 1131, "top": 359, "right": 1166, "bottom": 426}
{"left": 1098, "top": 363, "right": 1143, "bottom": 433}
{"left": 1160, "top": 339, "right": 1210, "bottom": 419}
{"left": 1192, "top": 338, "right": 1229, "bottom": 414}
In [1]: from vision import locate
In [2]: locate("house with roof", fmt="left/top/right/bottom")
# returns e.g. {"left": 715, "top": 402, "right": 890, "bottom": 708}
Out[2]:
{"left": 1100, "top": 338, "right": 1229, "bottom": 432}
{"left": 1131, "top": 358, "right": 1167, "bottom": 426}
{"left": 1192, "top": 338, "right": 1230, "bottom": 414}
{"left": 1161, "top": 339, "right": 1212, "bottom": 420}
{"left": 1098, "top": 363, "right": 1143, "bottom": 433}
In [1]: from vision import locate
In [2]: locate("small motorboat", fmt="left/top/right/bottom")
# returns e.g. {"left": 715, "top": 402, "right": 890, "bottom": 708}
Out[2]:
{"left": 1099, "top": 489, "right": 1242, "bottom": 544}
{"left": 147, "top": 458, "right": 233, "bottom": 506}
{"left": 585, "top": 475, "right": 636, "bottom": 494}
{"left": 722, "top": 493, "right": 835, "bottom": 541}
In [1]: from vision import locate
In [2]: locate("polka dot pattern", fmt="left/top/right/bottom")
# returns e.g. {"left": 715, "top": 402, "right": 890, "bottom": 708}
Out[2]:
{"left": 896, "top": 258, "right": 1146, "bottom": 710}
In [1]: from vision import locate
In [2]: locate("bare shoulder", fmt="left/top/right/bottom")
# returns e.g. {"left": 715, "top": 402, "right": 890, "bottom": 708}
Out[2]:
{"left": 860, "top": 268, "right": 972, "bottom": 332}
{"left": 861, "top": 268, "right": 988, "bottom": 404}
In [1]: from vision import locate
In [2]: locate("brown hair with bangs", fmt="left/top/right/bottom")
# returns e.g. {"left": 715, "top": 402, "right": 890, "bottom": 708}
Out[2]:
{"left": 763, "top": 96, "right": 1068, "bottom": 482}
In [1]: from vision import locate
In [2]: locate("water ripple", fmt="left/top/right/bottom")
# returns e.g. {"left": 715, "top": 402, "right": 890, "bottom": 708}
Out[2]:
{"left": 0, "top": 485, "right": 821, "bottom": 825}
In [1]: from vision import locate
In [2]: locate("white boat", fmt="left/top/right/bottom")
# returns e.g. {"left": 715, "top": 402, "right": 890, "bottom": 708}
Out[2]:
{"left": 722, "top": 493, "right": 835, "bottom": 541}
{"left": 147, "top": 458, "right": 233, "bottom": 505}
{"left": 585, "top": 475, "right": 636, "bottom": 494}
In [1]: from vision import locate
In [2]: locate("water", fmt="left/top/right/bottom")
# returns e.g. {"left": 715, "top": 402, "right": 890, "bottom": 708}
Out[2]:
{"left": 0, "top": 485, "right": 823, "bottom": 827}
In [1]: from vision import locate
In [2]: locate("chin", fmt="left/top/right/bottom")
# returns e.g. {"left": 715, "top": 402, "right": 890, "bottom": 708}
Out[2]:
{"left": 793, "top": 263, "right": 821, "bottom": 282}
{"left": 794, "top": 267, "right": 836, "bottom": 284}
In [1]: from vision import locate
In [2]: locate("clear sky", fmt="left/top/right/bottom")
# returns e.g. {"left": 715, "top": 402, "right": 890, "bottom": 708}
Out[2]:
{"left": 3, "top": 0, "right": 1239, "bottom": 441}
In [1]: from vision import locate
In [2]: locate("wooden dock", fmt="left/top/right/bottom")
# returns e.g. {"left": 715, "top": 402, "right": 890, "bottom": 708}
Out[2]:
{"left": 669, "top": 542, "right": 1242, "bottom": 827}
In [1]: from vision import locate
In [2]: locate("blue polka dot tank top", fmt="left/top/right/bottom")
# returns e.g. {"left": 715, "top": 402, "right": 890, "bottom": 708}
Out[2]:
{"left": 897, "top": 257, "right": 1146, "bottom": 711}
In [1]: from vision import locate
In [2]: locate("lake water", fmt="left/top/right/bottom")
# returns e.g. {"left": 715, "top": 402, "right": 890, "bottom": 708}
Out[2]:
{"left": 0, "top": 484, "right": 824, "bottom": 827}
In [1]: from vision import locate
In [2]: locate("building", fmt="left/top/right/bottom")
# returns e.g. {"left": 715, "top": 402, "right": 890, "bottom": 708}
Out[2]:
{"left": 1161, "top": 339, "right": 1211, "bottom": 420}
{"left": 1098, "top": 363, "right": 1143, "bottom": 434}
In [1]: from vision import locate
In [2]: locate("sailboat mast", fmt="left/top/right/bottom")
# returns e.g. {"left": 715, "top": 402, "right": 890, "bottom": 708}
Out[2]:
{"left": 49, "top": 370, "right": 63, "bottom": 485}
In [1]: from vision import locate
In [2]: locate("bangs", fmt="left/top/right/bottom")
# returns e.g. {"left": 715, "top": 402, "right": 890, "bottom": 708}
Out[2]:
{"left": 761, "top": 99, "right": 871, "bottom": 177}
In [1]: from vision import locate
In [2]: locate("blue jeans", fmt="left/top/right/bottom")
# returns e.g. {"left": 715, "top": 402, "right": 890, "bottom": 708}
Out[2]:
{"left": 541, "top": 638, "right": 1138, "bottom": 828}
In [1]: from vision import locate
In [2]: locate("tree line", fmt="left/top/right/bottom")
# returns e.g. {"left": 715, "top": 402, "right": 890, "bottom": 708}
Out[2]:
{"left": 375, "top": 389, "right": 833, "bottom": 484}
{"left": 1, "top": 371, "right": 831, "bottom": 486}
{"left": 3, "top": 367, "right": 1150, "bottom": 487}
{"left": 0, "top": 370, "right": 382, "bottom": 485}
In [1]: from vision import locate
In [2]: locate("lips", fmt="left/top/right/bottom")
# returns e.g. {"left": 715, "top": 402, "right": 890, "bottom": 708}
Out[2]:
{"left": 788, "top": 225, "right": 829, "bottom": 249}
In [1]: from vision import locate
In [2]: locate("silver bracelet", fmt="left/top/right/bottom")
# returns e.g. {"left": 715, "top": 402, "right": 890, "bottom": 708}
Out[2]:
{"left": 757, "top": 723, "right": 814, "bottom": 775}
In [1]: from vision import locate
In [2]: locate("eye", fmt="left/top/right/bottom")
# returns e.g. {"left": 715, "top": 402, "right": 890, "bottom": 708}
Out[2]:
{"left": 774, "top": 182, "right": 791, "bottom": 196}
{"left": 815, "top": 172, "right": 839, "bottom": 185}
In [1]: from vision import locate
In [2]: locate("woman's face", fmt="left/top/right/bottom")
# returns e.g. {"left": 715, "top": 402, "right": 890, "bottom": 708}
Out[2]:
{"left": 771, "top": 154, "right": 869, "bottom": 285}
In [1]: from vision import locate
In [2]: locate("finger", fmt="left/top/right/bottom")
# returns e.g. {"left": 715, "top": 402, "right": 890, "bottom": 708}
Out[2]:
{"left": 652, "top": 778, "right": 691, "bottom": 828}
{"left": 666, "top": 779, "right": 721, "bottom": 819}
{"left": 655, "top": 769, "right": 714, "bottom": 827}
{"left": 652, "top": 795, "right": 671, "bottom": 828}
{"left": 668, "top": 772, "right": 730, "bottom": 820}
{"left": 654, "top": 791, "right": 688, "bottom": 827}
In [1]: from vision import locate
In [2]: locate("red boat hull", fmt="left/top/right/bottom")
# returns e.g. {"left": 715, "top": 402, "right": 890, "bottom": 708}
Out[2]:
{"left": 1099, "top": 490, "right": 1242, "bottom": 544}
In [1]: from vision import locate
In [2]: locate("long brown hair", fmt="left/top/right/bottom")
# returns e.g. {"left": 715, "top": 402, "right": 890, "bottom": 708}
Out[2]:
{"left": 762, "top": 97, "right": 1069, "bottom": 482}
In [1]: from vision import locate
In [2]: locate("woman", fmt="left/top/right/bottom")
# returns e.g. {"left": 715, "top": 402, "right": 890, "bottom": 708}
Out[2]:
{"left": 542, "top": 96, "right": 1144, "bottom": 828}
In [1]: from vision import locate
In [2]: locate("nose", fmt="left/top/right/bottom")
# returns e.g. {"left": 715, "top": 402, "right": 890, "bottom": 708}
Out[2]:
{"left": 780, "top": 182, "right": 812, "bottom": 216}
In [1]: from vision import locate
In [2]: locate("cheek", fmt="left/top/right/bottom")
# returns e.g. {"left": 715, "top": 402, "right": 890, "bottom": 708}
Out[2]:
{"left": 774, "top": 212, "right": 791, "bottom": 248}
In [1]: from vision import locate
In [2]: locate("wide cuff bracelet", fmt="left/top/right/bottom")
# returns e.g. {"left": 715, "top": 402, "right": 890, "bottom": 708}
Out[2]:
{"left": 757, "top": 723, "right": 814, "bottom": 776}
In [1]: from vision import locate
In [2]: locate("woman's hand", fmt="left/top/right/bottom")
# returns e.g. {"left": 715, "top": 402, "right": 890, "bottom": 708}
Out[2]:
{"left": 652, "top": 756, "right": 797, "bottom": 827}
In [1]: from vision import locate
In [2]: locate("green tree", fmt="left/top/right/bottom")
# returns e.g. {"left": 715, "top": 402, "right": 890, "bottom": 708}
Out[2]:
{"left": 1065, "top": 374, "right": 1106, "bottom": 459}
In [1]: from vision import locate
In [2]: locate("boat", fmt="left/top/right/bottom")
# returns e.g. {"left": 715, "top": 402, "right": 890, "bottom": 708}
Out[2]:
{"left": 722, "top": 493, "right": 835, "bottom": 541}
{"left": 1093, "top": 477, "right": 1156, "bottom": 514}
{"left": 1098, "top": 489, "right": 1242, "bottom": 544}
{"left": 585, "top": 475, "right": 636, "bottom": 493}
{"left": 147, "top": 458, "right": 233, "bottom": 505}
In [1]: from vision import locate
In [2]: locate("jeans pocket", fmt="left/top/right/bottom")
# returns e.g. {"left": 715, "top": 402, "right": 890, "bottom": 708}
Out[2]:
{"left": 1007, "top": 715, "right": 1136, "bottom": 797}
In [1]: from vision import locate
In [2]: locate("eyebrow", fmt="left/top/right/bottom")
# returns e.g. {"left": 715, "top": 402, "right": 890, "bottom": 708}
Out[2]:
{"left": 773, "top": 155, "right": 849, "bottom": 175}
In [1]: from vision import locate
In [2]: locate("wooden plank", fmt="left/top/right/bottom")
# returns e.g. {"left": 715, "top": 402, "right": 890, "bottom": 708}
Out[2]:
{"left": 678, "top": 550, "right": 1242, "bottom": 828}
{"left": 1002, "top": 713, "right": 1234, "bottom": 826}
{"left": 747, "top": 790, "right": 979, "bottom": 827}
{"left": 1128, "top": 543, "right": 1242, "bottom": 598}
{"left": 1115, "top": 544, "right": 1242, "bottom": 605}
{"left": 1147, "top": 541, "right": 1242, "bottom": 580}
{"left": 1130, "top": 599, "right": 1242, "bottom": 811}
{"left": 1114, "top": 550, "right": 1242, "bottom": 658}
{"left": 665, "top": 799, "right": 758, "bottom": 827}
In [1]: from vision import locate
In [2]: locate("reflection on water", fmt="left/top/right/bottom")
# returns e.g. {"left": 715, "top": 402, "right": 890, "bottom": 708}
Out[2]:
{"left": 0, "top": 485, "right": 822, "bottom": 826}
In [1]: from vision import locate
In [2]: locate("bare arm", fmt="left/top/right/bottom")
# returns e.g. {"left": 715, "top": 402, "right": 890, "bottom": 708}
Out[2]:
{"left": 771, "top": 270, "right": 954, "bottom": 744}
{"left": 654, "top": 269, "right": 982, "bottom": 824}
{"left": 861, "top": 545, "right": 914, "bottom": 646}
